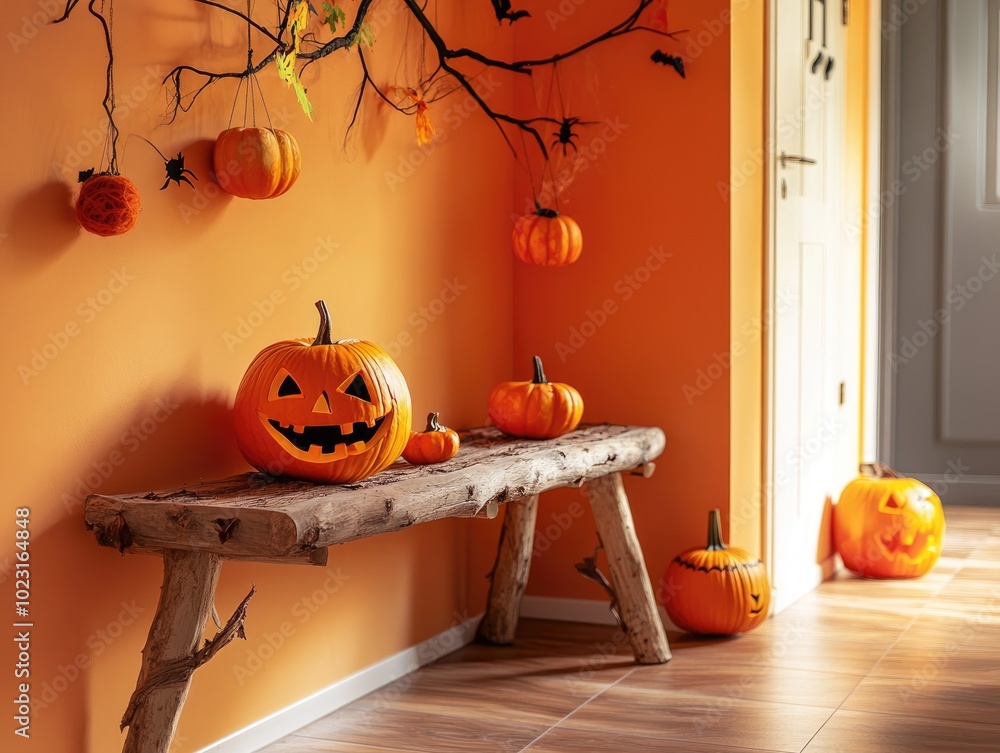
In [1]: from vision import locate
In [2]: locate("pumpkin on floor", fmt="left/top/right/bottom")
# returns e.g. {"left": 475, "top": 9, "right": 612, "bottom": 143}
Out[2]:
{"left": 833, "top": 463, "right": 945, "bottom": 579}
{"left": 662, "top": 509, "right": 771, "bottom": 635}
{"left": 402, "top": 412, "right": 460, "bottom": 465}
{"left": 213, "top": 127, "right": 301, "bottom": 199}
{"left": 488, "top": 356, "right": 583, "bottom": 439}
{"left": 233, "top": 300, "right": 411, "bottom": 483}
{"left": 76, "top": 173, "right": 141, "bottom": 236}
{"left": 512, "top": 207, "right": 583, "bottom": 266}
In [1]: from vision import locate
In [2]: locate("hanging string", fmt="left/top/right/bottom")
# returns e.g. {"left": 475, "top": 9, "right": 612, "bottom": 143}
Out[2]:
{"left": 227, "top": 0, "right": 272, "bottom": 131}
{"left": 517, "top": 127, "right": 540, "bottom": 208}
{"left": 89, "top": 0, "right": 120, "bottom": 174}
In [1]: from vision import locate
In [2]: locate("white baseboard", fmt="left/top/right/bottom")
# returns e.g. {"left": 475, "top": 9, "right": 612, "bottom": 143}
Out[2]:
{"left": 199, "top": 596, "right": 676, "bottom": 753}
{"left": 198, "top": 615, "right": 482, "bottom": 753}
{"left": 520, "top": 595, "right": 678, "bottom": 631}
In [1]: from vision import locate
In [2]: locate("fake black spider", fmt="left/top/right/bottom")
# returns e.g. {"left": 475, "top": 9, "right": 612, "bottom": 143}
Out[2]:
{"left": 137, "top": 136, "right": 198, "bottom": 190}
{"left": 551, "top": 117, "right": 597, "bottom": 156}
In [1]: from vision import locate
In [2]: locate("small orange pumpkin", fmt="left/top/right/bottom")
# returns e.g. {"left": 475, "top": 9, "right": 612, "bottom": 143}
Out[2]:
{"left": 833, "top": 463, "right": 945, "bottom": 579}
{"left": 402, "top": 412, "right": 460, "bottom": 465}
{"left": 488, "top": 356, "right": 583, "bottom": 439}
{"left": 512, "top": 207, "right": 583, "bottom": 266}
{"left": 233, "top": 300, "right": 411, "bottom": 484}
{"left": 213, "top": 127, "right": 301, "bottom": 199}
{"left": 661, "top": 509, "right": 771, "bottom": 636}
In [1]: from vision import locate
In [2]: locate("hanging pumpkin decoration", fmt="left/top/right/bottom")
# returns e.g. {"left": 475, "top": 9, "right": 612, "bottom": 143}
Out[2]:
{"left": 833, "top": 463, "right": 945, "bottom": 579}
{"left": 76, "top": 173, "right": 141, "bottom": 237}
{"left": 662, "top": 509, "right": 771, "bottom": 636}
{"left": 402, "top": 413, "right": 460, "bottom": 465}
{"left": 233, "top": 300, "right": 412, "bottom": 484}
{"left": 213, "top": 127, "right": 301, "bottom": 199}
{"left": 512, "top": 207, "right": 583, "bottom": 266}
{"left": 488, "top": 356, "right": 583, "bottom": 439}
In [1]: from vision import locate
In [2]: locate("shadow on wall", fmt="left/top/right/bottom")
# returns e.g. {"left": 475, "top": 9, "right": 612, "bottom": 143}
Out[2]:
{"left": 4, "top": 181, "right": 79, "bottom": 271}
{"left": 816, "top": 495, "right": 835, "bottom": 564}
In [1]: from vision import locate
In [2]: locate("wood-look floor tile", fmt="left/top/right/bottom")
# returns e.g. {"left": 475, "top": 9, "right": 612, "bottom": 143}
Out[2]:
{"left": 842, "top": 675, "right": 1000, "bottom": 726}
{"left": 870, "top": 641, "right": 1000, "bottom": 686}
{"left": 560, "top": 683, "right": 833, "bottom": 753}
{"left": 295, "top": 707, "right": 546, "bottom": 753}
{"left": 801, "top": 709, "right": 1000, "bottom": 752}
{"left": 264, "top": 736, "right": 418, "bottom": 752}
{"left": 526, "top": 727, "right": 787, "bottom": 753}
{"left": 344, "top": 669, "right": 612, "bottom": 726}
{"left": 622, "top": 659, "right": 863, "bottom": 708}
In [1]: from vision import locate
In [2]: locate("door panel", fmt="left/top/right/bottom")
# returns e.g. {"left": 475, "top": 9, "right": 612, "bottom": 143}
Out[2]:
{"left": 887, "top": 0, "right": 1000, "bottom": 502}
{"left": 771, "top": 0, "right": 860, "bottom": 611}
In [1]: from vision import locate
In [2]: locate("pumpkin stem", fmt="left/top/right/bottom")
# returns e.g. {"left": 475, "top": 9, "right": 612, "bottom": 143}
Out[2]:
{"left": 861, "top": 462, "right": 903, "bottom": 479}
{"left": 312, "top": 300, "right": 334, "bottom": 346}
{"left": 532, "top": 355, "right": 548, "bottom": 384}
{"left": 425, "top": 412, "right": 443, "bottom": 432}
{"left": 534, "top": 204, "right": 560, "bottom": 218}
{"left": 706, "top": 508, "right": 727, "bottom": 551}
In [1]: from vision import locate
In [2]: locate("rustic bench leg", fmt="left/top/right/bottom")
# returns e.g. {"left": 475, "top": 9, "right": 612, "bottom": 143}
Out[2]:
{"left": 122, "top": 550, "right": 223, "bottom": 753}
{"left": 477, "top": 494, "right": 539, "bottom": 644}
{"left": 584, "top": 473, "right": 671, "bottom": 664}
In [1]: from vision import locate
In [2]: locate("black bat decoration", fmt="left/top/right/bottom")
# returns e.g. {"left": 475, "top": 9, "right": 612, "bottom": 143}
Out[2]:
{"left": 490, "top": 0, "right": 530, "bottom": 23}
{"left": 137, "top": 136, "right": 198, "bottom": 190}
{"left": 78, "top": 167, "right": 95, "bottom": 183}
{"left": 651, "top": 49, "right": 685, "bottom": 79}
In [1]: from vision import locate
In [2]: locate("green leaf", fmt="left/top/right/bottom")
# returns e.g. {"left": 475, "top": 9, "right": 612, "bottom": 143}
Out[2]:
{"left": 350, "top": 21, "right": 375, "bottom": 48}
{"left": 322, "top": 1, "right": 347, "bottom": 32}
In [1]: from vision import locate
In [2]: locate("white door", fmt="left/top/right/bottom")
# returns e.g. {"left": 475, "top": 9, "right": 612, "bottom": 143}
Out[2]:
{"left": 768, "top": 0, "right": 861, "bottom": 611}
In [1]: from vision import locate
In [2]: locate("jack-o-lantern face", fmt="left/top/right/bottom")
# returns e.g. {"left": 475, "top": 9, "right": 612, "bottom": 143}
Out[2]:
{"left": 660, "top": 509, "right": 772, "bottom": 636}
{"left": 233, "top": 301, "right": 411, "bottom": 484}
{"left": 834, "top": 464, "right": 945, "bottom": 578}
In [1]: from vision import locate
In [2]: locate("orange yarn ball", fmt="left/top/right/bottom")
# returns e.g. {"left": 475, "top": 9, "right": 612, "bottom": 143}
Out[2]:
{"left": 77, "top": 174, "right": 141, "bottom": 237}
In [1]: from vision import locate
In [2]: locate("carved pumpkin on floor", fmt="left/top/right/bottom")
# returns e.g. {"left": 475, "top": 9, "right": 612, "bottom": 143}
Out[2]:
{"left": 662, "top": 509, "right": 771, "bottom": 635}
{"left": 233, "top": 301, "right": 411, "bottom": 483}
{"left": 833, "top": 463, "right": 945, "bottom": 579}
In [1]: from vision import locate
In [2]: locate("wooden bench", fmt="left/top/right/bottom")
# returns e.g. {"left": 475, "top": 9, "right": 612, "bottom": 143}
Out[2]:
{"left": 85, "top": 423, "right": 670, "bottom": 753}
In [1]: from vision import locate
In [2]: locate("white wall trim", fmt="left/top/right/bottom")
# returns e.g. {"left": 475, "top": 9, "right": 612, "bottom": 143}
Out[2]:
{"left": 519, "top": 595, "right": 679, "bottom": 632}
{"left": 197, "top": 615, "right": 482, "bottom": 753}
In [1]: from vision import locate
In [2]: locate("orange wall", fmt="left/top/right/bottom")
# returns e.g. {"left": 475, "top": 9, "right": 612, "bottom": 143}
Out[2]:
{"left": 0, "top": 2, "right": 513, "bottom": 751}
{"left": 466, "top": 0, "right": 735, "bottom": 608}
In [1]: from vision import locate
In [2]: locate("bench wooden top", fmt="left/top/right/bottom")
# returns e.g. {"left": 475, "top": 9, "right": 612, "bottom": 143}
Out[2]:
{"left": 84, "top": 423, "right": 665, "bottom": 561}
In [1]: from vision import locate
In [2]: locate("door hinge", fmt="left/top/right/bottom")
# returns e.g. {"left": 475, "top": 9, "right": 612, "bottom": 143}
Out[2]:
{"left": 839, "top": 381, "right": 846, "bottom": 405}
{"left": 843, "top": 0, "right": 849, "bottom": 25}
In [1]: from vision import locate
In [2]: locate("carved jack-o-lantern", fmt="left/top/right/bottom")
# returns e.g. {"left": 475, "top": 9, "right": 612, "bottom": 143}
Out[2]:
{"left": 233, "top": 301, "right": 412, "bottom": 484}
{"left": 833, "top": 463, "right": 945, "bottom": 578}
{"left": 661, "top": 509, "right": 771, "bottom": 636}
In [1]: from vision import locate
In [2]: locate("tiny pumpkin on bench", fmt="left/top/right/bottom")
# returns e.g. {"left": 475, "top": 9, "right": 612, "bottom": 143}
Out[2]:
{"left": 512, "top": 206, "right": 583, "bottom": 266}
{"left": 833, "top": 462, "right": 945, "bottom": 579}
{"left": 403, "top": 412, "right": 460, "bottom": 465}
{"left": 233, "top": 300, "right": 411, "bottom": 484}
{"left": 662, "top": 509, "right": 771, "bottom": 636}
{"left": 488, "top": 356, "right": 583, "bottom": 439}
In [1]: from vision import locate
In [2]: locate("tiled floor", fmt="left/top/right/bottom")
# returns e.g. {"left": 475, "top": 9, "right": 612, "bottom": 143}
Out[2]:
{"left": 261, "top": 506, "right": 1000, "bottom": 752}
